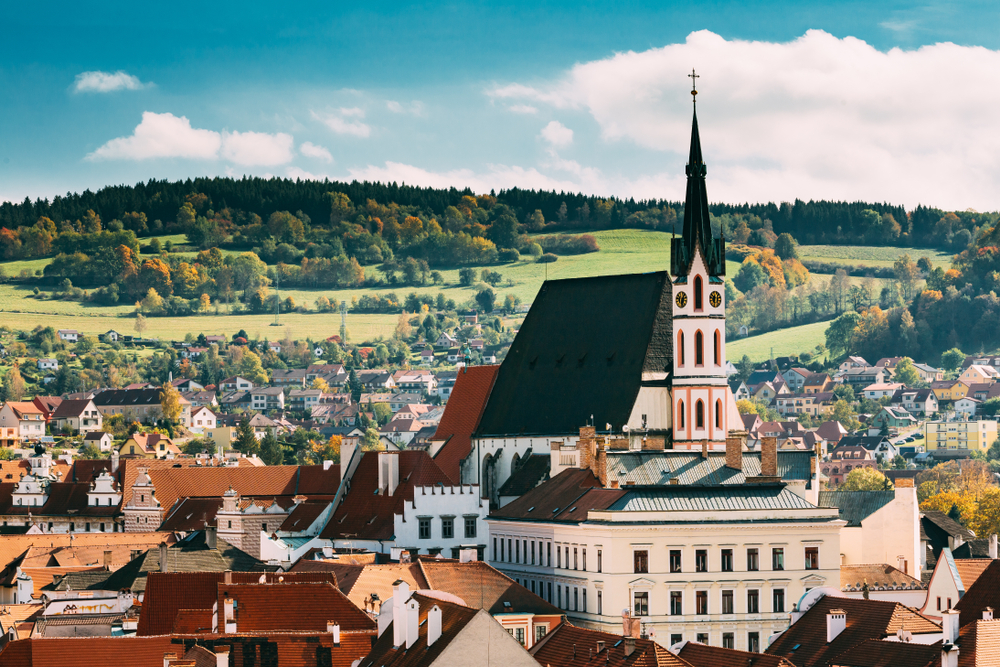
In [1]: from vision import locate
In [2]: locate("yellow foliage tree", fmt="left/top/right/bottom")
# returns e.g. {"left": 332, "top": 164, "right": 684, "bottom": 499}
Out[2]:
{"left": 159, "top": 383, "right": 183, "bottom": 424}
{"left": 841, "top": 467, "right": 892, "bottom": 491}
{"left": 969, "top": 488, "right": 1000, "bottom": 538}
{"left": 921, "top": 491, "right": 977, "bottom": 526}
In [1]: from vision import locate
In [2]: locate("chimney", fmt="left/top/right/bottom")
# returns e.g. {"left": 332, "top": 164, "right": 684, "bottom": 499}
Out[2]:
{"left": 214, "top": 646, "right": 229, "bottom": 667}
{"left": 761, "top": 436, "right": 778, "bottom": 477}
{"left": 942, "top": 609, "right": 960, "bottom": 643}
{"left": 104, "top": 550, "right": 113, "bottom": 569}
{"left": 725, "top": 436, "right": 743, "bottom": 470}
{"left": 578, "top": 426, "right": 596, "bottom": 471}
{"left": 427, "top": 604, "right": 442, "bottom": 647}
{"left": 328, "top": 622, "right": 341, "bottom": 646}
{"left": 405, "top": 598, "right": 419, "bottom": 649}
{"left": 595, "top": 446, "right": 608, "bottom": 488}
{"left": 163, "top": 653, "right": 178, "bottom": 667}
{"left": 224, "top": 570, "right": 232, "bottom": 585}
{"left": 984, "top": 607, "right": 994, "bottom": 621}
{"left": 111, "top": 449, "right": 120, "bottom": 473}
{"left": 159, "top": 543, "right": 168, "bottom": 573}
{"left": 379, "top": 452, "right": 399, "bottom": 496}
{"left": 623, "top": 637, "right": 636, "bottom": 657}
{"left": 990, "top": 534, "right": 998, "bottom": 559}
{"left": 826, "top": 609, "right": 847, "bottom": 642}
{"left": 323, "top": 460, "right": 334, "bottom": 471}
{"left": 392, "top": 580, "right": 410, "bottom": 646}
{"left": 942, "top": 641, "right": 960, "bottom": 667}
{"left": 205, "top": 526, "right": 217, "bottom": 550}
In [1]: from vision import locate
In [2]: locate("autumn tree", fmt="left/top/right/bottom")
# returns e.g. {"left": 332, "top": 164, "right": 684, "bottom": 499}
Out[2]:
{"left": 159, "top": 383, "right": 183, "bottom": 425}
{"left": 308, "top": 435, "right": 341, "bottom": 464}
{"left": 841, "top": 467, "right": 892, "bottom": 491}
{"left": 1, "top": 364, "right": 25, "bottom": 401}
{"left": 134, "top": 313, "right": 148, "bottom": 336}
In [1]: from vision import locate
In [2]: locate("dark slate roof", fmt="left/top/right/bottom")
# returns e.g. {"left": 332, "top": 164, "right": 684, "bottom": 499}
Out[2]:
{"left": 953, "top": 538, "right": 992, "bottom": 559}
{"left": 91, "top": 388, "right": 163, "bottom": 406}
{"left": 490, "top": 468, "right": 616, "bottom": 524}
{"left": 839, "top": 436, "right": 891, "bottom": 451}
{"left": 476, "top": 271, "right": 673, "bottom": 437}
{"left": 818, "top": 490, "right": 894, "bottom": 527}
{"left": 498, "top": 455, "right": 551, "bottom": 498}
{"left": 604, "top": 450, "right": 814, "bottom": 486}
{"left": 607, "top": 484, "right": 817, "bottom": 512}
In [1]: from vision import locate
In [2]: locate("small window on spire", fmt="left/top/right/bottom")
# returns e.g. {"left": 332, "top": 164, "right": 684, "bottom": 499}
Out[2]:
{"left": 694, "top": 276, "right": 703, "bottom": 310}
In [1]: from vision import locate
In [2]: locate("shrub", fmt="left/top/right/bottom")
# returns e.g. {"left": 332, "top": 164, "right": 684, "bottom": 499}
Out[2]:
{"left": 534, "top": 234, "right": 599, "bottom": 255}
{"left": 538, "top": 253, "right": 558, "bottom": 263}
{"left": 498, "top": 248, "right": 520, "bottom": 262}
{"left": 523, "top": 242, "right": 543, "bottom": 257}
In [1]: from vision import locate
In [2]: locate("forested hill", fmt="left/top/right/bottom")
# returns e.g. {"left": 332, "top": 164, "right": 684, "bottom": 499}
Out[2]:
{"left": 0, "top": 176, "right": 992, "bottom": 248}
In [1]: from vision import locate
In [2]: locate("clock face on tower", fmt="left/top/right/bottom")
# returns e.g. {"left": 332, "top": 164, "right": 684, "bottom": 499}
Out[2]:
{"left": 709, "top": 290, "right": 722, "bottom": 308}
{"left": 675, "top": 292, "right": 688, "bottom": 308}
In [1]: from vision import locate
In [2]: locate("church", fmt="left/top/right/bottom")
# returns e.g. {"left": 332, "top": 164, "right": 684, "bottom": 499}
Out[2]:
{"left": 431, "top": 95, "right": 742, "bottom": 506}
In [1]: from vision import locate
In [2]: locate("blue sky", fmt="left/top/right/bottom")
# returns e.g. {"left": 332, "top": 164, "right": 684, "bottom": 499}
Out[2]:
{"left": 3, "top": 1, "right": 1000, "bottom": 209}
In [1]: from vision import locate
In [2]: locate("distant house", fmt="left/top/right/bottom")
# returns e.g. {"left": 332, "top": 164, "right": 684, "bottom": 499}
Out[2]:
{"left": 955, "top": 396, "right": 981, "bottom": 418}
{"left": 170, "top": 378, "right": 204, "bottom": 392}
{"left": 838, "top": 356, "right": 869, "bottom": 373}
{"left": 420, "top": 349, "right": 435, "bottom": 365}
{"left": 781, "top": 367, "right": 812, "bottom": 392}
{"left": 869, "top": 406, "right": 917, "bottom": 433}
{"left": 220, "top": 376, "right": 255, "bottom": 392}
{"left": 891, "top": 387, "right": 939, "bottom": 417}
{"left": 959, "top": 364, "right": 1000, "bottom": 385}
{"left": 913, "top": 363, "right": 943, "bottom": 382}
{"left": 250, "top": 387, "right": 285, "bottom": 412}
{"left": 863, "top": 382, "right": 905, "bottom": 400}
{"left": 313, "top": 346, "right": 325, "bottom": 357}
{"left": 37, "top": 358, "right": 59, "bottom": 371}
{"left": 271, "top": 368, "right": 307, "bottom": 387}
{"left": 204, "top": 335, "right": 227, "bottom": 345}
{"left": 119, "top": 432, "right": 181, "bottom": 459}
{"left": 190, "top": 406, "right": 218, "bottom": 433}
{"left": 50, "top": 398, "right": 103, "bottom": 435}
{"left": 931, "top": 379, "right": 969, "bottom": 403}
{"left": 83, "top": 431, "right": 114, "bottom": 452}
{"left": 434, "top": 332, "right": 458, "bottom": 349}
{"left": 839, "top": 434, "right": 897, "bottom": 461}
{"left": 821, "top": 445, "right": 878, "bottom": 486}
{"left": 57, "top": 329, "right": 79, "bottom": 343}
{"left": 842, "top": 366, "right": 888, "bottom": 388}
{"left": 102, "top": 330, "right": 122, "bottom": 343}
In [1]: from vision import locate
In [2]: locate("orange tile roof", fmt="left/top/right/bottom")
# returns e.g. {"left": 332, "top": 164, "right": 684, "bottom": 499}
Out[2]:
{"left": 954, "top": 559, "right": 993, "bottom": 592}
{"left": 430, "top": 365, "right": 498, "bottom": 484}
{"left": 840, "top": 564, "right": 925, "bottom": 592}
{"left": 325, "top": 563, "right": 428, "bottom": 610}
{"left": 533, "top": 623, "right": 691, "bottom": 667}
{"left": 826, "top": 638, "right": 941, "bottom": 667}
{"left": 956, "top": 560, "right": 1000, "bottom": 626}
{"left": 418, "top": 560, "right": 562, "bottom": 616}
{"left": 959, "top": 618, "right": 1000, "bottom": 667}
{"left": 0, "top": 532, "right": 174, "bottom": 582}
{"left": 358, "top": 593, "right": 482, "bottom": 667}
{"left": 0, "top": 635, "right": 175, "bottom": 667}
{"left": 218, "top": 581, "right": 376, "bottom": 633}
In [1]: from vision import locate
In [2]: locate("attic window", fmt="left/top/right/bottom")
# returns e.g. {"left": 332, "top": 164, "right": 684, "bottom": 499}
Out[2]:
{"left": 552, "top": 508, "right": 560, "bottom": 513}
{"left": 569, "top": 507, "right": 577, "bottom": 513}
{"left": 503, "top": 602, "right": 512, "bottom": 609}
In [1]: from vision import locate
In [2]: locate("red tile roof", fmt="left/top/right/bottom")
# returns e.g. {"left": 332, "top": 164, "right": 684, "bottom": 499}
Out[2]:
{"left": 678, "top": 641, "right": 795, "bottom": 667}
{"left": 137, "top": 571, "right": 341, "bottom": 636}
{"left": 826, "top": 638, "right": 941, "bottom": 667}
{"left": 319, "top": 451, "right": 457, "bottom": 541}
{"left": 489, "top": 468, "right": 618, "bottom": 523}
{"left": 532, "top": 624, "right": 691, "bottom": 667}
{"left": 959, "top": 618, "right": 1000, "bottom": 667}
{"left": 766, "top": 595, "right": 941, "bottom": 667}
{"left": 0, "top": 635, "right": 175, "bottom": 667}
{"left": 217, "top": 581, "right": 375, "bottom": 633}
{"left": 431, "top": 365, "right": 499, "bottom": 483}
{"left": 956, "top": 560, "right": 1000, "bottom": 627}
{"left": 358, "top": 593, "right": 482, "bottom": 667}
{"left": 418, "top": 560, "right": 562, "bottom": 616}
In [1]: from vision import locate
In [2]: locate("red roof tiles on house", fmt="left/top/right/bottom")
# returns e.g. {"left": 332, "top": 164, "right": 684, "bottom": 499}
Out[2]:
{"left": 678, "top": 641, "right": 795, "bottom": 667}
{"left": 430, "top": 365, "right": 499, "bottom": 483}
{"left": 217, "top": 581, "right": 375, "bottom": 634}
{"left": 531, "top": 623, "right": 691, "bottom": 667}
{"left": 0, "top": 635, "right": 175, "bottom": 667}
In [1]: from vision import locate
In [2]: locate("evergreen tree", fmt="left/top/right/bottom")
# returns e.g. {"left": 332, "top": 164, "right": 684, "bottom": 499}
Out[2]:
{"left": 235, "top": 418, "right": 260, "bottom": 455}
{"left": 259, "top": 432, "right": 284, "bottom": 465}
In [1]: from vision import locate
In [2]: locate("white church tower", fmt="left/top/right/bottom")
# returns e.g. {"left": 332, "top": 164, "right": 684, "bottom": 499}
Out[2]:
{"left": 670, "top": 73, "right": 736, "bottom": 451}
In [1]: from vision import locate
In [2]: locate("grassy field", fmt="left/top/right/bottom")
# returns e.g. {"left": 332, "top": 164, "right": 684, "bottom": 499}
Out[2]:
{"left": 727, "top": 320, "right": 830, "bottom": 362}
{"left": 797, "top": 245, "right": 954, "bottom": 270}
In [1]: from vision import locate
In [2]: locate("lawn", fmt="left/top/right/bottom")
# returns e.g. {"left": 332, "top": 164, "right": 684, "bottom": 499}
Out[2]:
{"left": 727, "top": 321, "right": 830, "bottom": 363}
{"left": 796, "top": 245, "right": 954, "bottom": 270}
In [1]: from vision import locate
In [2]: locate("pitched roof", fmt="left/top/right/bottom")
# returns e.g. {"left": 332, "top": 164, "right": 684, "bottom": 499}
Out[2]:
{"left": 475, "top": 271, "right": 673, "bottom": 437}
{"left": 827, "top": 638, "right": 941, "bottom": 667}
{"left": 953, "top": 559, "right": 993, "bottom": 593}
{"left": 765, "top": 595, "right": 940, "bottom": 667}
{"left": 532, "top": 623, "right": 691, "bottom": 667}
{"left": 840, "top": 564, "right": 925, "bottom": 592}
{"left": 430, "top": 365, "right": 499, "bottom": 484}
{"left": 497, "top": 455, "right": 550, "bottom": 498}
{"left": 3, "top": 402, "right": 43, "bottom": 418}
{"left": 489, "top": 468, "right": 611, "bottom": 523}
{"left": 958, "top": 617, "right": 1000, "bottom": 667}
{"left": 608, "top": 485, "right": 819, "bottom": 513}
{"left": 678, "top": 641, "right": 794, "bottom": 667}
{"left": 49, "top": 400, "right": 94, "bottom": 420}
{"left": 819, "top": 491, "right": 895, "bottom": 527}
{"left": 0, "top": 636, "right": 175, "bottom": 667}
{"left": 418, "top": 560, "right": 562, "bottom": 616}
{"left": 955, "top": 560, "right": 1000, "bottom": 626}
{"left": 319, "top": 451, "right": 457, "bottom": 541}
{"left": 602, "top": 450, "right": 815, "bottom": 487}
{"left": 91, "top": 389, "right": 164, "bottom": 407}
{"left": 216, "top": 581, "right": 375, "bottom": 633}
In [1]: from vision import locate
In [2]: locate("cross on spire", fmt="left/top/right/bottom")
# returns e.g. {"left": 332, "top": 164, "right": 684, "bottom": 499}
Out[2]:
{"left": 688, "top": 69, "right": 699, "bottom": 101}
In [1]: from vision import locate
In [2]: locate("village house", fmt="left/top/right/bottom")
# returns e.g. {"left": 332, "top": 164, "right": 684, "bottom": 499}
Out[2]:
{"left": 57, "top": 329, "right": 78, "bottom": 343}
{"left": 803, "top": 372, "right": 834, "bottom": 394}
{"left": 83, "top": 431, "right": 114, "bottom": 452}
{"left": 862, "top": 382, "right": 904, "bottom": 400}
{"left": 891, "top": 387, "right": 939, "bottom": 417}
{"left": 189, "top": 406, "right": 217, "bottom": 433}
{"left": 868, "top": 406, "right": 918, "bottom": 433}
{"left": 92, "top": 388, "right": 192, "bottom": 427}
{"left": 249, "top": 386, "right": 285, "bottom": 412}
{"left": 959, "top": 363, "right": 1000, "bottom": 384}
{"left": 0, "top": 402, "right": 46, "bottom": 447}
{"left": 219, "top": 375, "right": 255, "bottom": 391}
{"left": 36, "top": 358, "right": 58, "bottom": 371}
{"left": 50, "top": 399, "right": 103, "bottom": 435}
{"left": 932, "top": 379, "right": 970, "bottom": 403}
{"left": 781, "top": 367, "right": 813, "bottom": 392}
{"left": 118, "top": 433, "right": 182, "bottom": 459}
{"left": 821, "top": 445, "right": 878, "bottom": 487}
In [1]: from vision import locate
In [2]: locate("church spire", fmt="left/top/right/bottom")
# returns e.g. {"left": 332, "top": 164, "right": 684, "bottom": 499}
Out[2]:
{"left": 671, "top": 70, "right": 725, "bottom": 278}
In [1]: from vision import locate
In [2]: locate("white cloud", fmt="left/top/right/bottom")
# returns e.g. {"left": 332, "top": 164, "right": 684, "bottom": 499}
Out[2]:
{"left": 312, "top": 109, "right": 371, "bottom": 138}
{"left": 74, "top": 70, "right": 148, "bottom": 93}
{"left": 300, "top": 141, "right": 334, "bottom": 163}
{"left": 88, "top": 112, "right": 294, "bottom": 166}
{"left": 507, "top": 104, "right": 538, "bottom": 114}
{"left": 221, "top": 130, "right": 294, "bottom": 166}
{"left": 286, "top": 166, "right": 332, "bottom": 181}
{"left": 386, "top": 100, "right": 425, "bottom": 115}
{"left": 540, "top": 120, "right": 573, "bottom": 148}
{"left": 490, "top": 30, "right": 1000, "bottom": 209}
{"left": 347, "top": 161, "right": 588, "bottom": 194}
{"left": 87, "top": 112, "right": 221, "bottom": 160}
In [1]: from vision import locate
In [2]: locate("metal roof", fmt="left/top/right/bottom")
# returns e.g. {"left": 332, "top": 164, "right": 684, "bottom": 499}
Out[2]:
{"left": 608, "top": 485, "right": 817, "bottom": 512}
{"left": 818, "top": 490, "right": 894, "bottom": 526}
{"left": 603, "top": 450, "right": 813, "bottom": 486}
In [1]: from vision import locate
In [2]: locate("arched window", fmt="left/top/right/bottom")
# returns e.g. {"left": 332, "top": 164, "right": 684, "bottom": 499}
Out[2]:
{"left": 695, "top": 400, "right": 705, "bottom": 429}
{"left": 695, "top": 330, "right": 704, "bottom": 366}
{"left": 715, "top": 399, "right": 722, "bottom": 429}
{"left": 678, "top": 400, "right": 685, "bottom": 429}
{"left": 694, "top": 275, "right": 703, "bottom": 310}
{"left": 714, "top": 330, "right": 721, "bottom": 366}
{"left": 678, "top": 331, "right": 685, "bottom": 366}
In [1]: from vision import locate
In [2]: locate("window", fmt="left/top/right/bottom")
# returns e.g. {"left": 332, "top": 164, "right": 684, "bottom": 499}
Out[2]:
{"left": 805, "top": 546, "right": 819, "bottom": 570}
{"left": 514, "top": 628, "right": 525, "bottom": 645}
{"left": 523, "top": 540, "right": 527, "bottom": 563}
{"left": 747, "top": 548, "right": 759, "bottom": 571}
{"left": 557, "top": 586, "right": 562, "bottom": 608}
{"left": 694, "top": 275, "right": 703, "bottom": 310}
{"left": 85, "top": 523, "right": 91, "bottom": 532}
{"left": 597, "top": 549, "right": 602, "bottom": 573}
{"left": 695, "top": 549, "right": 707, "bottom": 572}
{"left": 597, "top": 590, "right": 602, "bottom": 615}
{"left": 747, "top": 589, "right": 759, "bottom": 614}
{"left": 69, "top": 523, "right": 75, "bottom": 532}
{"left": 695, "top": 400, "right": 705, "bottom": 428}
{"left": 695, "top": 331, "right": 704, "bottom": 366}
{"left": 723, "top": 633, "right": 734, "bottom": 649}
{"left": 772, "top": 547, "right": 784, "bottom": 571}
{"left": 439, "top": 517, "right": 455, "bottom": 540}
{"left": 678, "top": 332, "right": 685, "bottom": 366}
{"left": 670, "top": 591, "right": 683, "bottom": 615}
{"left": 948, "top": 597, "right": 952, "bottom": 608}
{"left": 536, "top": 626, "right": 547, "bottom": 643}
{"left": 714, "top": 330, "right": 721, "bottom": 366}
{"left": 583, "top": 588, "right": 587, "bottom": 612}
{"left": 531, "top": 581, "right": 536, "bottom": 594}
{"left": 773, "top": 588, "right": 785, "bottom": 613}
{"left": 574, "top": 547, "right": 578, "bottom": 570}
{"left": 696, "top": 590, "right": 708, "bottom": 615}
{"left": 547, "top": 582, "right": 552, "bottom": 603}
{"left": 531, "top": 540, "right": 536, "bottom": 565}
{"left": 582, "top": 548, "right": 587, "bottom": 571}
{"left": 516, "top": 539, "right": 520, "bottom": 563}
{"left": 418, "top": 518, "right": 431, "bottom": 539}
{"left": 670, "top": 634, "right": 683, "bottom": 647}
{"left": 499, "top": 538, "right": 504, "bottom": 561}
{"left": 574, "top": 588, "right": 579, "bottom": 611}
{"left": 633, "top": 591, "right": 649, "bottom": 616}
{"left": 547, "top": 542, "right": 552, "bottom": 566}
{"left": 669, "top": 549, "right": 681, "bottom": 573}
{"left": 696, "top": 633, "right": 709, "bottom": 644}
{"left": 557, "top": 546, "right": 562, "bottom": 569}
{"left": 937, "top": 597, "right": 942, "bottom": 611}
{"left": 722, "top": 590, "right": 734, "bottom": 614}
{"left": 748, "top": 632, "right": 760, "bottom": 653}
{"left": 715, "top": 399, "right": 722, "bottom": 428}
{"left": 678, "top": 401, "right": 685, "bottom": 429}
{"left": 721, "top": 549, "right": 733, "bottom": 572}
{"left": 634, "top": 550, "right": 649, "bottom": 573}
{"left": 508, "top": 538, "right": 512, "bottom": 562}
{"left": 465, "top": 516, "right": 476, "bottom": 538}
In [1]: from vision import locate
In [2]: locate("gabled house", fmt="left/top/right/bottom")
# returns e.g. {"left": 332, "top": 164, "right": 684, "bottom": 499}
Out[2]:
{"left": 838, "top": 434, "right": 898, "bottom": 460}
{"left": 921, "top": 547, "right": 993, "bottom": 620}
{"left": 820, "top": 445, "right": 878, "bottom": 486}
{"left": 782, "top": 367, "right": 813, "bottom": 392}
{"left": 729, "top": 379, "right": 751, "bottom": 402}
{"left": 189, "top": 406, "right": 217, "bottom": 433}
{"left": 891, "top": 387, "right": 939, "bottom": 417}
{"left": 803, "top": 373, "right": 833, "bottom": 394}
{"left": 119, "top": 433, "right": 181, "bottom": 459}
{"left": 50, "top": 399, "right": 103, "bottom": 435}
{"left": 249, "top": 386, "right": 285, "bottom": 412}
{"left": 83, "top": 431, "right": 114, "bottom": 452}
{"left": 57, "top": 329, "right": 78, "bottom": 343}
{"left": 955, "top": 396, "right": 980, "bottom": 418}
{"left": 913, "top": 362, "right": 943, "bottom": 382}
{"left": 434, "top": 331, "right": 458, "bottom": 349}
{"left": 862, "top": 382, "right": 904, "bottom": 400}
{"left": 839, "top": 355, "right": 870, "bottom": 372}
{"left": 931, "top": 379, "right": 969, "bottom": 402}
{"left": 219, "top": 376, "right": 255, "bottom": 392}
{"left": 0, "top": 402, "right": 46, "bottom": 446}
{"left": 36, "top": 358, "right": 58, "bottom": 371}
{"left": 868, "top": 406, "right": 917, "bottom": 433}
{"left": 842, "top": 366, "right": 888, "bottom": 388}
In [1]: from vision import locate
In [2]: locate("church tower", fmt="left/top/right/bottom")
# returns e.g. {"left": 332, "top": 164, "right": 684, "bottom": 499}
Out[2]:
{"left": 670, "top": 73, "right": 730, "bottom": 451}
